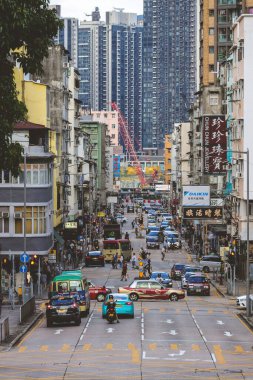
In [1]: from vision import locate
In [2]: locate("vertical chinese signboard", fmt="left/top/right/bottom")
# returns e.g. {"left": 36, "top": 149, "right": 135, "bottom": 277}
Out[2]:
{"left": 203, "top": 115, "right": 227, "bottom": 174}
{"left": 113, "top": 155, "right": 121, "bottom": 178}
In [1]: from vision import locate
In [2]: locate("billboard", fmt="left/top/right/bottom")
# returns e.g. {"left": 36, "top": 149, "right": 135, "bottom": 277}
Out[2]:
{"left": 203, "top": 115, "right": 227, "bottom": 174}
{"left": 183, "top": 207, "right": 223, "bottom": 220}
{"left": 155, "top": 184, "right": 169, "bottom": 192}
{"left": 182, "top": 186, "right": 210, "bottom": 206}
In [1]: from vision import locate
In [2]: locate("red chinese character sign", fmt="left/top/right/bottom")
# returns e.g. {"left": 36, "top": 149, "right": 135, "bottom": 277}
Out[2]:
{"left": 203, "top": 115, "right": 227, "bottom": 174}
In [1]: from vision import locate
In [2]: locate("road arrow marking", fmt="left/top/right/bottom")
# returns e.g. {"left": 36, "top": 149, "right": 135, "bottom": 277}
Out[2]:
{"left": 164, "top": 319, "right": 174, "bottom": 324}
{"left": 161, "top": 330, "right": 177, "bottom": 335}
{"left": 224, "top": 331, "right": 233, "bottom": 337}
{"left": 54, "top": 329, "right": 64, "bottom": 335}
{"left": 168, "top": 350, "right": 185, "bottom": 357}
{"left": 217, "top": 320, "right": 224, "bottom": 325}
{"left": 106, "top": 327, "right": 115, "bottom": 333}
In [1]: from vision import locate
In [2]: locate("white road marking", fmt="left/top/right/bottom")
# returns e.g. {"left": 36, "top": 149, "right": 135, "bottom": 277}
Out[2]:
{"left": 163, "top": 319, "right": 174, "bottom": 324}
{"left": 224, "top": 331, "right": 233, "bottom": 337}
{"left": 168, "top": 350, "right": 185, "bottom": 357}
{"left": 143, "top": 351, "right": 212, "bottom": 362}
{"left": 106, "top": 327, "right": 115, "bottom": 333}
{"left": 161, "top": 330, "right": 178, "bottom": 335}
{"left": 54, "top": 329, "right": 64, "bottom": 335}
{"left": 211, "top": 353, "right": 216, "bottom": 362}
{"left": 80, "top": 334, "right": 84, "bottom": 340}
{"left": 217, "top": 320, "right": 224, "bottom": 325}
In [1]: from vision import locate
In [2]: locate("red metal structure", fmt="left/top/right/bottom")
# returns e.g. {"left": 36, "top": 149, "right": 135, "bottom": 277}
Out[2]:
{"left": 111, "top": 102, "right": 146, "bottom": 186}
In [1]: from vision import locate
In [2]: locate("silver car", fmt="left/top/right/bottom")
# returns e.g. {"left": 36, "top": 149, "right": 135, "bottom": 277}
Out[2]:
{"left": 199, "top": 255, "right": 222, "bottom": 273}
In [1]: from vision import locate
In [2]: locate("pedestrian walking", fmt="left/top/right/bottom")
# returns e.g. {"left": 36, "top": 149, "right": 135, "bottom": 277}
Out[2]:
{"left": 119, "top": 254, "right": 124, "bottom": 269}
{"left": 121, "top": 261, "right": 128, "bottom": 281}
{"left": 112, "top": 253, "right": 118, "bottom": 269}
{"left": 131, "top": 253, "right": 137, "bottom": 269}
{"left": 161, "top": 247, "right": 165, "bottom": 261}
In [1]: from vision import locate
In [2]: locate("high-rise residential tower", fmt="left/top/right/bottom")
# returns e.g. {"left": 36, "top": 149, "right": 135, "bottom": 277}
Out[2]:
{"left": 142, "top": 0, "right": 197, "bottom": 151}
{"left": 78, "top": 10, "right": 143, "bottom": 151}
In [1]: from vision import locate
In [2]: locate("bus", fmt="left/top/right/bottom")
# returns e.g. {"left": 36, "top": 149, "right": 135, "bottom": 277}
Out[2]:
{"left": 103, "top": 239, "right": 132, "bottom": 262}
{"left": 48, "top": 271, "right": 90, "bottom": 317}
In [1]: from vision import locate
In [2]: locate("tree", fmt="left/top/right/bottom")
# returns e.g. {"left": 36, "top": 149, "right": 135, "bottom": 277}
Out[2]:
{"left": 0, "top": 0, "right": 62, "bottom": 176}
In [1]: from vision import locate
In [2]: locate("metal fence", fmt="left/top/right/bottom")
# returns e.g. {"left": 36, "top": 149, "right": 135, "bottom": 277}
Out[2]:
{"left": 0, "top": 317, "right": 9, "bottom": 343}
{"left": 20, "top": 296, "right": 36, "bottom": 324}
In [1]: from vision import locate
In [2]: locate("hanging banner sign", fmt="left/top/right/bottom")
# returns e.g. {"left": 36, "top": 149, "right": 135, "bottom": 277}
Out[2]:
{"left": 183, "top": 207, "right": 223, "bottom": 220}
{"left": 203, "top": 115, "right": 227, "bottom": 174}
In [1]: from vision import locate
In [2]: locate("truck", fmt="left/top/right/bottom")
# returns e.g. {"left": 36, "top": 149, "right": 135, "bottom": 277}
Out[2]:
{"left": 103, "top": 223, "right": 122, "bottom": 240}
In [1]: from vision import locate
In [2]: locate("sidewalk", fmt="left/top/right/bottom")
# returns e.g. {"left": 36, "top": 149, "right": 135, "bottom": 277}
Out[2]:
{"left": 0, "top": 290, "right": 47, "bottom": 351}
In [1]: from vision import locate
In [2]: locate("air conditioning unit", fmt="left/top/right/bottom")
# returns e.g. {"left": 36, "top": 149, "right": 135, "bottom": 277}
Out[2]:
{"left": 222, "top": 100, "right": 227, "bottom": 105}
{"left": 3, "top": 212, "right": 9, "bottom": 218}
{"left": 235, "top": 172, "right": 242, "bottom": 178}
{"left": 63, "top": 62, "right": 70, "bottom": 69}
{"left": 14, "top": 212, "right": 23, "bottom": 219}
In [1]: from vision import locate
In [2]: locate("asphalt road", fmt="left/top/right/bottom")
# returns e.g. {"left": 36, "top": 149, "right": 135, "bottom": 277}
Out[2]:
{"left": 1, "top": 211, "right": 253, "bottom": 379}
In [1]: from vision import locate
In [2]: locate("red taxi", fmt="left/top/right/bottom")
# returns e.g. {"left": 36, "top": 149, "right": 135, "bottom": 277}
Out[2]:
{"left": 88, "top": 281, "right": 111, "bottom": 302}
{"left": 118, "top": 279, "right": 185, "bottom": 302}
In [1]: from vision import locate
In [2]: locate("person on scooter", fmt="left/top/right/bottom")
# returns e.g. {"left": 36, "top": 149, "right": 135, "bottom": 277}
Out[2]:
{"left": 105, "top": 294, "right": 120, "bottom": 323}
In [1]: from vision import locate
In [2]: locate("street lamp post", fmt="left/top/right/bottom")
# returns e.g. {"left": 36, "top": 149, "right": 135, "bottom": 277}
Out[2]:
{"left": 228, "top": 149, "right": 251, "bottom": 317}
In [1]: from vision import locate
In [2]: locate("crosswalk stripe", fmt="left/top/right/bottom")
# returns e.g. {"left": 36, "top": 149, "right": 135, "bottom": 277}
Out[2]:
{"left": 213, "top": 345, "right": 225, "bottom": 364}
{"left": 83, "top": 343, "right": 91, "bottom": 351}
{"left": 234, "top": 345, "right": 244, "bottom": 353}
{"left": 18, "top": 346, "right": 27, "bottom": 353}
{"left": 170, "top": 344, "right": 178, "bottom": 350}
{"left": 40, "top": 345, "right": 48, "bottom": 352}
{"left": 192, "top": 344, "right": 200, "bottom": 351}
{"left": 148, "top": 343, "right": 157, "bottom": 350}
{"left": 105, "top": 343, "right": 113, "bottom": 350}
{"left": 60, "top": 344, "right": 71, "bottom": 352}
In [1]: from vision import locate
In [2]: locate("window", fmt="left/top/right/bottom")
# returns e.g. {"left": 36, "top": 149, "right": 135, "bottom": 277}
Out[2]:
{"left": 209, "top": 9, "right": 214, "bottom": 16}
{"left": 14, "top": 206, "right": 46, "bottom": 235}
{"left": 209, "top": 28, "right": 214, "bottom": 35}
{"left": 209, "top": 46, "right": 214, "bottom": 54}
{"left": 111, "top": 134, "right": 115, "bottom": 139}
{"left": 112, "top": 124, "right": 116, "bottom": 129}
{"left": 209, "top": 64, "right": 215, "bottom": 72}
{"left": 0, "top": 207, "right": 9, "bottom": 233}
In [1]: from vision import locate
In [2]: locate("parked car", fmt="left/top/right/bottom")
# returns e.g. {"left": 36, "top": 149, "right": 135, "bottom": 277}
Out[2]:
{"left": 118, "top": 279, "right": 185, "bottom": 301}
{"left": 127, "top": 205, "right": 135, "bottom": 213}
{"left": 199, "top": 255, "right": 222, "bottom": 273}
{"left": 46, "top": 295, "right": 81, "bottom": 327}
{"left": 186, "top": 274, "right": 210, "bottom": 296}
{"left": 88, "top": 281, "right": 111, "bottom": 301}
{"left": 150, "top": 272, "right": 173, "bottom": 288}
{"left": 171, "top": 263, "right": 186, "bottom": 280}
{"left": 102, "top": 293, "right": 134, "bottom": 318}
{"left": 85, "top": 251, "right": 105, "bottom": 267}
{"left": 236, "top": 294, "right": 253, "bottom": 308}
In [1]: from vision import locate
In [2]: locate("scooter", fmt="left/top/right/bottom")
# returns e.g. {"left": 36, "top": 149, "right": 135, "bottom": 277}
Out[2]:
{"left": 106, "top": 306, "right": 117, "bottom": 323}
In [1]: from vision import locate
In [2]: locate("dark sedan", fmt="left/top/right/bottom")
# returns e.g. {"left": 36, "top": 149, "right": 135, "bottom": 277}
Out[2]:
{"left": 46, "top": 296, "right": 81, "bottom": 327}
{"left": 85, "top": 251, "right": 105, "bottom": 267}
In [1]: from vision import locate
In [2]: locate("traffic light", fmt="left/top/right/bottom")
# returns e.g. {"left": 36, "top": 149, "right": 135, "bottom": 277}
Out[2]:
{"left": 228, "top": 251, "right": 236, "bottom": 266}
{"left": 2, "top": 256, "right": 11, "bottom": 274}
{"left": 30, "top": 255, "right": 38, "bottom": 267}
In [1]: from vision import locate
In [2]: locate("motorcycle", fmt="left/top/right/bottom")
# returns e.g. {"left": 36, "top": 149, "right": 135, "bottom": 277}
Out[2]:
{"left": 106, "top": 306, "right": 117, "bottom": 323}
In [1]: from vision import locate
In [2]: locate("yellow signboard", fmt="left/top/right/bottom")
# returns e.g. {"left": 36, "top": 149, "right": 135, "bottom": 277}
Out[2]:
{"left": 97, "top": 212, "right": 105, "bottom": 217}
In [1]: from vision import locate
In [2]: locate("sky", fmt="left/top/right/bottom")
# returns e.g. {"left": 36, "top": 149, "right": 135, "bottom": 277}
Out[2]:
{"left": 50, "top": 0, "right": 143, "bottom": 20}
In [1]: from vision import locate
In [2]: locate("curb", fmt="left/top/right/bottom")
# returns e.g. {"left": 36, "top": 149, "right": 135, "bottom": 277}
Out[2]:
{"left": 238, "top": 312, "right": 253, "bottom": 330}
{"left": 6, "top": 311, "right": 44, "bottom": 351}
{"left": 210, "top": 280, "right": 225, "bottom": 298}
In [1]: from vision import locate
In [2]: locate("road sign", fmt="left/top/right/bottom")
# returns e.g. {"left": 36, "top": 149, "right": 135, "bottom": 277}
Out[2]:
{"left": 20, "top": 253, "right": 30, "bottom": 263}
{"left": 20, "top": 265, "right": 28, "bottom": 273}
